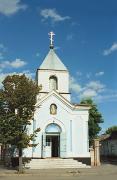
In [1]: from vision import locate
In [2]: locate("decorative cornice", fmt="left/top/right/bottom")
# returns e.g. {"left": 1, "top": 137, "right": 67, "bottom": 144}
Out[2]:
{"left": 36, "top": 90, "right": 90, "bottom": 111}
{"left": 37, "top": 68, "right": 68, "bottom": 72}
{"left": 39, "top": 91, "right": 71, "bottom": 95}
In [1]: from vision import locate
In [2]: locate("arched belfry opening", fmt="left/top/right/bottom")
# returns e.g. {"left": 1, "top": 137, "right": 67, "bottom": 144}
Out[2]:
{"left": 49, "top": 75, "right": 58, "bottom": 90}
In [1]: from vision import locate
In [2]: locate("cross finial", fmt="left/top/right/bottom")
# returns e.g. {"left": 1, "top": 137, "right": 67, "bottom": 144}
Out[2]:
{"left": 48, "top": 31, "right": 55, "bottom": 48}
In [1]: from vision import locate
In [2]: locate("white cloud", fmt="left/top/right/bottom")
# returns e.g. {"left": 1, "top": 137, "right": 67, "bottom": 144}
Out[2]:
{"left": 54, "top": 46, "right": 60, "bottom": 50}
{"left": 40, "top": 8, "right": 70, "bottom": 23}
{"left": 0, "top": 70, "right": 35, "bottom": 88}
{"left": 66, "top": 34, "right": 73, "bottom": 41}
{"left": 70, "top": 74, "right": 117, "bottom": 103}
{"left": 80, "top": 89, "right": 97, "bottom": 99}
{"left": 0, "top": 73, "right": 8, "bottom": 88}
{"left": 95, "top": 71, "right": 104, "bottom": 77}
{"left": 0, "top": 52, "right": 3, "bottom": 59}
{"left": 36, "top": 53, "right": 40, "bottom": 57}
{"left": 0, "top": 59, "right": 27, "bottom": 69}
{"left": 80, "top": 81, "right": 105, "bottom": 99}
{"left": 0, "top": 43, "right": 5, "bottom": 49}
{"left": 70, "top": 75, "right": 105, "bottom": 99}
{"left": 0, "top": 0, "right": 27, "bottom": 16}
{"left": 103, "top": 42, "right": 117, "bottom": 56}
{"left": 86, "top": 72, "right": 92, "bottom": 79}
{"left": 95, "top": 93, "right": 117, "bottom": 103}
{"left": 71, "top": 22, "right": 80, "bottom": 26}
{"left": 22, "top": 70, "right": 35, "bottom": 79}
{"left": 0, "top": 43, "right": 7, "bottom": 59}
{"left": 10, "top": 59, "right": 27, "bottom": 68}
{"left": 86, "top": 81, "right": 105, "bottom": 92}
{"left": 76, "top": 71, "right": 82, "bottom": 77}
{"left": 70, "top": 76, "right": 82, "bottom": 93}
{"left": 70, "top": 75, "right": 106, "bottom": 100}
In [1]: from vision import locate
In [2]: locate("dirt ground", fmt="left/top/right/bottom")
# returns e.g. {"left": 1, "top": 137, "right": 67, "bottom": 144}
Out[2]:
{"left": 0, "top": 164, "right": 117, "bottom": 180}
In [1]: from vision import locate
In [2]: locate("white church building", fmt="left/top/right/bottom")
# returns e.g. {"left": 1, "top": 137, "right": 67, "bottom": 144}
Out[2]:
{"left": 24, "top": 32, "right": 91, "bottom": 167}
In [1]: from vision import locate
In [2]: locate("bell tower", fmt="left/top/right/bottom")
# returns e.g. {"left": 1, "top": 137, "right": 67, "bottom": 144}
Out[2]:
{"left": 36, "top": 32, "right": 71, "bottom": 101}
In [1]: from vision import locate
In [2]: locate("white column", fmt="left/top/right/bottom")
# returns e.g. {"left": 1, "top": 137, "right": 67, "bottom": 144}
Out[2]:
{"left": 70, "top": 120, "right": 72, "bottom": 152}
{"left": 60, "top": 132, "right": 67, "bottom": 158}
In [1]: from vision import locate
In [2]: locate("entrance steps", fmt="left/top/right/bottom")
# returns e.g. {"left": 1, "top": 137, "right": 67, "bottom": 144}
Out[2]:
{"left": 25, "top": 158, "right": 90, "bottom": 169}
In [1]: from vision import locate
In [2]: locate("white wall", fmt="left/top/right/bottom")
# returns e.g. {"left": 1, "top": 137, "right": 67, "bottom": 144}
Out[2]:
{"left": 23, "top": 94, "right": 90, "bottom": 158}
{"left": 37, "top": 69, "right": 70, "bottom": 101}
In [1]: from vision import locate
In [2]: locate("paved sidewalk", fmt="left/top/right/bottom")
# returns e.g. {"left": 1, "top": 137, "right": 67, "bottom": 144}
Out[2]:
{"left": 0, "top": 165, "right": 17, "bottom": 175}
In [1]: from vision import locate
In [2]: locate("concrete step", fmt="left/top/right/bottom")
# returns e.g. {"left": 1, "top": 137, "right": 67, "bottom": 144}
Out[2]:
{"left": 26, "top": 165, "right": 88, "bottom": 169}
{"left": 31, "top": 159, "right": 81, "bottom": 163}
{"left": 25, "top": 158, "right": 90, "bottom": 169}
{"left": 27, "top": 161, "right": 83, "bottom": 165}
{"left": 28, "top": 161, "right": 83, "bottom": 164}
{"left": 30, "top": 159, "right": 82, "bottom": 162}
{"left": 26, "top": 166, "right": 87, "bottom": 169}
{"left": 26, "top": 166, "right": 90, "bottom": 169}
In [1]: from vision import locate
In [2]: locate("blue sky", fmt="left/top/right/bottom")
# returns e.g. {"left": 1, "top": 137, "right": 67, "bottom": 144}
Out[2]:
{"left": 0, "top": 0, "right": 117, "bottom": 132}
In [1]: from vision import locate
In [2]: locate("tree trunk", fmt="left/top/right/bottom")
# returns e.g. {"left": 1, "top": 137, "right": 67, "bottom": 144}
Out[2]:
{"left": 18, "top": 148, "right": 23, "bottom": 173}
{"left": 2, "top": 144, "right": 7, "bottom": 165}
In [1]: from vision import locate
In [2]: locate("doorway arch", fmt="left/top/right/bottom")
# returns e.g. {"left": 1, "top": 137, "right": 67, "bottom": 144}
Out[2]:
{"left": 45, "top": 123, "right": 61, "bottom": 133}
{"left": 45, "top": 123, "right": 61, "bottom": 157}
{"left": 42, "top": 120, "right": 66, "bottom": 158}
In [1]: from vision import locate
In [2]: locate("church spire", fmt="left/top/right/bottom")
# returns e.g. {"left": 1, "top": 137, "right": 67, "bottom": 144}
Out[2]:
{"left": 48, "top": 31, "right": 55, "bottom": 49}
{"left": 39, "top": 31, "right": 68, "bottom": 71}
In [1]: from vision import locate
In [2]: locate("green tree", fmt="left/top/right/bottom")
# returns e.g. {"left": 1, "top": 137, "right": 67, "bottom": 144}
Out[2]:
{"left": 80, "top": 98, "right": 103, "bottom": 145}
{"left": 0, "top": 74, "right": 41, "bottom": 172}
{"left": 105, "top": 126, "right": 117, "bottom": 135}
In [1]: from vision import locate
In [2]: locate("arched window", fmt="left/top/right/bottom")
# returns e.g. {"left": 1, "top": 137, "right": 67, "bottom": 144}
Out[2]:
{"left": 50, "top": 104, "right": 57, "bottom": 115}
{"left": 49, "top": 76, "right": 58, "bottom": 90}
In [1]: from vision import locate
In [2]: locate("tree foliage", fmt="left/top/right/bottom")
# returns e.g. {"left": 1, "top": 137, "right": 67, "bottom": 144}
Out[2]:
{"left": 105, "top": 126, "right": 117, "bottom": 135}
{"left": 80, "top": 98, "right": 103, "bottom": 144}
{"left": 0, "top": 74, "right": 41, "bottom": 171}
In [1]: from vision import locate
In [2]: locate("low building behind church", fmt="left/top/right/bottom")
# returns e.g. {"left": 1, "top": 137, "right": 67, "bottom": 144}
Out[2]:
{"left": 100, "top": 132, "right": 117, "bottom": 157}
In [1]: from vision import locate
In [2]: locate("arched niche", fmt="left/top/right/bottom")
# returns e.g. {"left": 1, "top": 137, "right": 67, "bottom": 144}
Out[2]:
{"left": 50, "top": 104, "right": 57, "bottom": 115}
